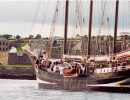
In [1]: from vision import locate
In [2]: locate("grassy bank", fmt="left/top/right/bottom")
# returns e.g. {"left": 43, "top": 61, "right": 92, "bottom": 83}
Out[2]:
{"left": 16, "top": 43, "right": 26, "bottom": 51}
{"left": 0, "top": 64, "right": 32, "bottom": 67}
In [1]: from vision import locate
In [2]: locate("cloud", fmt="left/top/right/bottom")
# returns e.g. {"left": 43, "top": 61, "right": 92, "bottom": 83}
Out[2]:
{"left": 0, "top": 0, "right": 130, "bottom": 37}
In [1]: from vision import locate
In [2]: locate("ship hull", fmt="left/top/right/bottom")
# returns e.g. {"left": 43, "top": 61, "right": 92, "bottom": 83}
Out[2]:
{"left": 36, "top": 68, "right": 130, "bottom": 93}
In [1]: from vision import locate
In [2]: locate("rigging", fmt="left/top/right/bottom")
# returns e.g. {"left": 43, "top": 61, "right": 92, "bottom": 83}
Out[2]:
{"left": 47, "top": 1, "right": 60, "bottom": 58}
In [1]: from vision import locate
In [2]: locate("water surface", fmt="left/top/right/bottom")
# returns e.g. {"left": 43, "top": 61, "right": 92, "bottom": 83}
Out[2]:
{"left": 0, "top": 79, "right": 129, "bottom": 100}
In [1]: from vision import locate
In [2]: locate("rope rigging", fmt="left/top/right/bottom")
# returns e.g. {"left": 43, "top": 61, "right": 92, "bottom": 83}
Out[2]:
{"left": 25, "top": 0, "right": 41, "bottom": 56}
{"left": 95, "top": 0, "right": 106, "bottom": 55}
{"left": 28, "top": 0, "right": 50, "bottom": 55}
{"left": 68, "top": 1, "right": 78, "bottom": 55}
{"left": 67, "top": 0, "right": 88, "bottom": 56}
{"left": 39, "top": 2, "right": 50, "bottom": 36}
{"left": 29, "top": 0, "right": 41, "bottom": 36}
{"left": 76, "top": 1, "right": 83, "bottom": 55}
{"left": 67, "top": 0, "right": 85, "bottom": 56}
{"left": 47, "top": 0, "right": 60, "bottom": 59}
{"left": 76, "top": 0, "right": 87, "bottom": 55}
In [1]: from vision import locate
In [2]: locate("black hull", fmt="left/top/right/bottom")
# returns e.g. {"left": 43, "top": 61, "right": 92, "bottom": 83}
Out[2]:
{"left": 36, "top": 69, "right": 130, "bottom": 93}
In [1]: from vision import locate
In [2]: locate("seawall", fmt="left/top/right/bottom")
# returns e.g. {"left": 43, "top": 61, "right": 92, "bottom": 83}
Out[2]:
{"left": 0, "top": 52, "right": 32, "bottom": 65}
{"left": 0, "top": 52, "right": 8, "bottom": 65}
{"left": 8, "top": 53, "right": 32, "bottom": 65}
{"left": 0, "top": 66, "right": 36, "bottom": 80}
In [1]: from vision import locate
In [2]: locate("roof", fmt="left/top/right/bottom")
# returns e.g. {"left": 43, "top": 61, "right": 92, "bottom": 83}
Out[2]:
{"left": 30, "top": 39, "right": 46, "bottom": 51}
{"left": 0, "top": 36, "right": 8, "bottom": 41}
{"left": 30, "top": 41, "right": 38, "bottom": 51}
{"left": 38, "top": 38, "right": 46, "bottom": 45}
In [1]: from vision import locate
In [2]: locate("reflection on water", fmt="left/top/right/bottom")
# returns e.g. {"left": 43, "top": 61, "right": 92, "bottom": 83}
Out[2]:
{"left": 0, "top": 79, "right": 129, "bottom": 100}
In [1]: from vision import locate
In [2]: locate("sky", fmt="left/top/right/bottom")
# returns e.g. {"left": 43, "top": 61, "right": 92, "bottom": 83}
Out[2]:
{"left": 0, "top": 0, "right": 130, "bottom": 38}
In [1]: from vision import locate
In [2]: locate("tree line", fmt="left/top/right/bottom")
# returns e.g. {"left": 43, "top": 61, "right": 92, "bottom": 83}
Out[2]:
{"left": 0, "top": 33, "right": 130, "bottom": 41}
{"left": 0, "top": 34, "right": 42, "bottom": 40}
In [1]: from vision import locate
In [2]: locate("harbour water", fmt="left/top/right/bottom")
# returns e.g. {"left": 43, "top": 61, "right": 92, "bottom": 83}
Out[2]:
{"left": 0, "top": 79, "right": 129, "bottom": 100}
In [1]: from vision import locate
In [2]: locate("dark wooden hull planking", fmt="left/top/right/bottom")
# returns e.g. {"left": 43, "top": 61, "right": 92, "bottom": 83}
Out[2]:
{"left": 36, "top": 69, "right": 130, "bottom": 93}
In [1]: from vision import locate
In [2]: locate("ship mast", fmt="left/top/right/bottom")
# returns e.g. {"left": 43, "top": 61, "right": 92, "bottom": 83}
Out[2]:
{"left": 64, "top": 0, "right": 69, "bottom": 54}
{"left": 86, "top": 0, "right": 93, "bottom": 74}
{"left": 113, "top": 0, "right": 119, "bottom": 54}
{"left": 87, "top": 0, "right": 93, "bottom": 58}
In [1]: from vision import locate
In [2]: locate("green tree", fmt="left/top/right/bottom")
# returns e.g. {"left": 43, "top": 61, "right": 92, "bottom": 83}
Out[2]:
{"left": 108, "top": 35, "right": 113, "bottom": 41}
{"left": 92, "top": 36, "right": 95, "bottom": 41}
{"left": 28, "top": 35, "right": 34, "bottom": 39}
{"left": 128, "top": 36, "right": 130, "bottom": 40}
{"left": 45, "top": 37, "right": 49, "bottom": 40}
{"left": 121, "top": 35, "right": 124, "bottom": 41}
{"left": 35, "top": 34, "right": 41, "bottom": 39}
{"left": 101, "top": 35, "right": 105, "bottom": 41}
{"left": 76, "top": 34, "right": 80, "bottom": 37}
{"left": 16, "top": 35, "right": 21, "bottom": 40}
{"left": 2, "top": 34, "right": 12, "bottom": 39}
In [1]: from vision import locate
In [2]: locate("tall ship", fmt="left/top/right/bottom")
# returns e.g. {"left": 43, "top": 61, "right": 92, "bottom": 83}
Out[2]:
{"left": 24, "top": 0, "right": 130, "bottom": 93}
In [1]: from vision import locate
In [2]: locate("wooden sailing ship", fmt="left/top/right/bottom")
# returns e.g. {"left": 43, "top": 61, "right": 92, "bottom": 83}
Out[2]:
{"left": 24, "top": 0, "right": 130, "bottom": 93}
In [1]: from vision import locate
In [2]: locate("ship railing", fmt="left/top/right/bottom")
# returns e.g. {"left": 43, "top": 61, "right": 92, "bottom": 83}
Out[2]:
{"left": 112, "top": 67, "right": 118, "bottom": 72}
{"left": 95, "top": 67, "right": 112, "bottom": 73}
{"left": 95, "top": 65, "right": 129, "bottom": 73}
{"left": 126, "top": 65, "right": 130, "bottom": 70}
{"left": 112, "top": 66, "right": 128, "bottom": 72}
{"left": 117, "top": 66, "right": 126, "bottom": 71}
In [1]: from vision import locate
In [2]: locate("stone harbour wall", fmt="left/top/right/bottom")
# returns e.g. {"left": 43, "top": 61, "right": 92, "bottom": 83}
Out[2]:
{"left": 0, "top": 66, "right": 36, "bottom": 80}
{"left": 0, "top": 52, "right": 8, "bottom": 65}
{"left": 0, "top": 52, "right": 32, "bottom": 65}
{"left": 8, "top": 53, "right": 32, "bottom": 65}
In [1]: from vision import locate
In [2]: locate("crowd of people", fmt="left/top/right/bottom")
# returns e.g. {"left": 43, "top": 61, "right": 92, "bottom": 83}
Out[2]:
{"left": 35, "top": 51, "right": 86, "bottom": 76}
{"left": 35, "top": 51, "right": 46, "bottom": 69}
{"left": 35, "top": 51, "right": 64, "bottom": 74}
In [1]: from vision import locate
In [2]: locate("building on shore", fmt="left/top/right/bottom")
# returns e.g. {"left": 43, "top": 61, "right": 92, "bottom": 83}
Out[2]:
{"left": 30, "top": 38, "right": 46, "bottom": 53}
{"left": 0, "top": 37, "right": 9, "bottom": 52}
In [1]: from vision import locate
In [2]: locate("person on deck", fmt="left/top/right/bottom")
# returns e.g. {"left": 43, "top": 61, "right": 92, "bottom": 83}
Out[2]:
{"left": 42, "top": 50, "right": 46, "bottom": 59}
{"left": 37, "top": 52, "right": 43, "bottom": 58}
{"left": 42, "top": 51, "right": 46, "bottom": 55}
{"left": 50, "top": 62, "right": 54, "bottom": 71}
{"left": 53, "top": 62, "right": 59, "bottom": 73}
{"left": 36, "top": 54, "right": 43, "bottom": 69}
{"left": 55, "top": 67, "right": 60, "bottom": 73}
